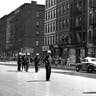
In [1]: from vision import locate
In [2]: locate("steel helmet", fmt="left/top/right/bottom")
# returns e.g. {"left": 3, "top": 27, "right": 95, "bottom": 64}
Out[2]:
{"left": 36, "top": 53, "right": 39, "bottom": 55}
{"left": 19, "top": 52, "right": 22, "bottom": 55}
{"left": 47, "top": 50, "right": 51, "bottom": 54}
{"left": 27, "top": 52, "right": 30, "bottom": 55}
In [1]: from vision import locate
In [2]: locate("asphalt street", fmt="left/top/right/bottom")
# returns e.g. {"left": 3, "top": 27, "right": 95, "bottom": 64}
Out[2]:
{"left": 0, "top": 62, "right": 96, "bottom": 96}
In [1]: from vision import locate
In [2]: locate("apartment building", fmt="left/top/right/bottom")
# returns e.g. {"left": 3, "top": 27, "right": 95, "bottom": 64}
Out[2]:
{"left": 44, "top": 0, "right": 96, "bottom": 65}
{"left": 0, "top": 1, "right": 45, "bottom": 56}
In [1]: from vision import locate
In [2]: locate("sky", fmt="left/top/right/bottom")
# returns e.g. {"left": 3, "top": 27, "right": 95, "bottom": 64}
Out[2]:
{"left": 0, "top": 0, "right": 45, "bottom": 18}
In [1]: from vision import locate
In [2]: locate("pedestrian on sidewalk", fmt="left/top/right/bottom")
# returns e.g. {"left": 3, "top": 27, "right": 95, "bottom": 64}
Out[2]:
{"left": 44, "top": 50, "right": 52, "bottom": 81}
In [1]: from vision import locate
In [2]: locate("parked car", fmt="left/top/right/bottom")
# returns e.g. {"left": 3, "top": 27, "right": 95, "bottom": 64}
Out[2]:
{"left": 76, "top": 57, "right": 96, "bottom": 73}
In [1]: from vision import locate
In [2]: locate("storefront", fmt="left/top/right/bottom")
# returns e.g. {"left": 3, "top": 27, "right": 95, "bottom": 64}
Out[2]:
{"left": 68, "top": 48, "right": 76, "bottom": 65}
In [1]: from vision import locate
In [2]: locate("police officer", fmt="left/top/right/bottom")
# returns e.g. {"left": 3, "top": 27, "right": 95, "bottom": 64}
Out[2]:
{"left": 24, "top": 53, "right": 29, "bottom": 72}
{"left": 17, "top": 52, "right": 22, "bottom": 71}
{"left": 21, "top": 53, "right": 26, "bottom": 71}
{"left": 34, "top": 53, "right": 40, "bottom": 73}
{"left": 44, "top": 50, "right": 52, "bottom": 81}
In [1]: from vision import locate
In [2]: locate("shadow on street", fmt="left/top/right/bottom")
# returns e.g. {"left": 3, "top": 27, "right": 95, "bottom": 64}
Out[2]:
{"left": 83, "top": 92, "right": 96, "bottom": 94}
{"left": 27, "top": 80, "right": 46, "bottom": 82}
{"left": 7, "top": 70, "right": 18, "bottom": 72}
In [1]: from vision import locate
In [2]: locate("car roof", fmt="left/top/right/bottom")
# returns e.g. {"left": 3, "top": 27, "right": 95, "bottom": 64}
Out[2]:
{"left": 84, "top": 57, "right": 96, "bottom": 60}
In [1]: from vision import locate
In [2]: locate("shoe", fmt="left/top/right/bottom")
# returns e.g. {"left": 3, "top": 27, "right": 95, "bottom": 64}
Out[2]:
{"left": 46, "top": 79, "right": 50, "bottom": 81}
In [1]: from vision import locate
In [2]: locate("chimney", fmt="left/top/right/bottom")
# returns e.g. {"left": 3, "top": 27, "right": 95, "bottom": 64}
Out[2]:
{"left": 31, "top": 1, "right": 37, "bottom": 5}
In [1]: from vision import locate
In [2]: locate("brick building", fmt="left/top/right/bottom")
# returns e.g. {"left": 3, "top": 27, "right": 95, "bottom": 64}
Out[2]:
{"left": 0, "top": 1, "right": 45, "bottom": 57}
{"left": 0, "top": 15, "right": 7, "bottom": 57}
{"left": 44, "top": 0, "right": 96, "bottom": 65}
{"left": 43, "top": 0, "right": 71, "bottom": 59}
{"left": 70, "top": 0, "right": 96, "bottom": 63}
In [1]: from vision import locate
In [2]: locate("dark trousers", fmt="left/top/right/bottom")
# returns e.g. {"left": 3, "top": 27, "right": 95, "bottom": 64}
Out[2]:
{"left": 46, "top": 65, "right": 51, "bottom": 81}
{"left": 35, "top": 65, "right": 38, "bottom": 72}
{"left": 24, "top": 63, "right": 29, "bottom": 72}
{"left": 17, "top": 62, "right": 21, "bottom": 71}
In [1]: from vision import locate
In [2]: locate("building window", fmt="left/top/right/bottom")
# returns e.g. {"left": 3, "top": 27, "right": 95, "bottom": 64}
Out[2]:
{"left": 57, "top": 8, "right": 59, "bottom": 17}
{"left": 52, "top": 35, "right": 54, "bottom": 44}
{"left": 50, "top": 10, "right": 52, "bottom": 19}
{"left": 37, "top": 12, "right": 39, "bottom": 17}
{"left": 50, "top": 35, "right": 52, "bottom": 45}
{"left": 66, "top": 18, "right": 69, "bottom": 28}
{"left": 61, "top": 6, "right": 63, "bottom": 15}
{"left": 59, "top": 20, "right": 62, "bottom": 30}
{"left": 48, "top": 11, "right": 50, "bottom": 20}
{"left": 53, "top": 22, "right": 56, "bottom": 32}
{"left": 63, "top": 5, "right": 66, "bottom": 13}
{"left": 47, "top": 23, "right": 50, "bottom": 33}
{"left": 44, "top": 36, "right": 47, "bottom": 45}
{"left": 45, "top": 12, "right": 47, "bottom": 21}
{"left": 36, "top": 41, "right": 39, "bottom": 46}
{"left": 66, "top": 2, "right": 70, "bottom": 12}
{"left": 36, "top": 31, "right": 40, "bottom": 35}
{"left": 82, "top": 32, "right": 86, "bottom": 42}
{"left": 51, "top": 0, "right": 53, "bottom": 6}
{"left": 48, "top": 23, "right": 50, "bottom": 32}
{"left": 88, "top": 29, "right": 93, "bottom": 41}
{"left": 75, "top": 16, "right": 82, "bottom": 27}
{"left": 76, "top": 0, "right": 82, "bottom": 12}
{"left": 54, "top": 0, "right": 56, "bottom": 5}
{"left": 48, "top": 36, "right": 50, "bottom": 45}
{"left": 50, "top": 22, "right": 53, "bottom": 32}
{"left": 36, "top": 21, "right": 39, "bottom": 27}
{"left": 62, "top": 19, "right": 66, "bottom": 29}
{"left": 44, "top": 24, "right": 47, "bottom": 33}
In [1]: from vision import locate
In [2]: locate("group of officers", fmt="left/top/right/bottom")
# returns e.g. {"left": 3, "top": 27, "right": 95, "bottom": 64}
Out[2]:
{"left": 17, "top": 50, "right": 52, "bottom": 81}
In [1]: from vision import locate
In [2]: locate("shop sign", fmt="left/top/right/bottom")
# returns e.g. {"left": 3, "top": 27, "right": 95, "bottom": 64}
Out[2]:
{"left": 42, "top": 46, "right": 49, "bottom": 51}
{"left": 24, "top": 48, "right": 34, "bottom": 53}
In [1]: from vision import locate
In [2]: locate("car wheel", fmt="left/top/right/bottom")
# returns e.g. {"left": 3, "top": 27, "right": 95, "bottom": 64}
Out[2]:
{"left": 88, "top": 67, "right": 93, "bottom": 73}
{"left": 76, "top": 66, "right": 80, "bottom": 72}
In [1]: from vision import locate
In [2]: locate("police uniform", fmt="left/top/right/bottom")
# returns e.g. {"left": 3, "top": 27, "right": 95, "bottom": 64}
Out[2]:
{"left": 17, "top": 52, "right": 22, "bottom": 71}
{"left": 34, "top": 53, "right": 40, "bottom": 73}
{"left": 24, "top": 54, "right": 29, "bottom": 72}
{"left": 21, "top": 53, "right": 25, "bottom": 71}
{"left": 44, "top": 50, "right": 52, "bottom": 81}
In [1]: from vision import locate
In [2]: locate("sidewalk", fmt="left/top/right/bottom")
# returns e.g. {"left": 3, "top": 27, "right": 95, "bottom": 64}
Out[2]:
{"left": 0, "top": 61, "right": 76, "bottom": 70}
{"left": 0, "top": 61, "right": 17, "bottom": 64}
{"left": 51, "top": 64, "right": 76, "bottom": 70}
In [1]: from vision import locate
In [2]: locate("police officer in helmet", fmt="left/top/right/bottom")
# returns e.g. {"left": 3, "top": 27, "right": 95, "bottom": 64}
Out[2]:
{"left": 34, "top": 53, "right": 40, "bottom": 73}
{"left": 44, "top": 50, "right": 52, "bottom": 81}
